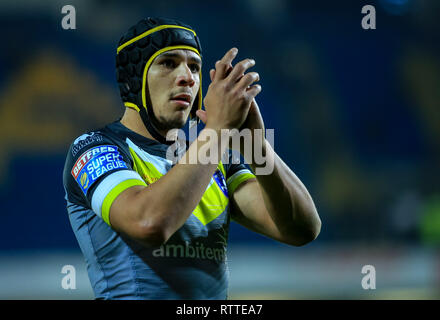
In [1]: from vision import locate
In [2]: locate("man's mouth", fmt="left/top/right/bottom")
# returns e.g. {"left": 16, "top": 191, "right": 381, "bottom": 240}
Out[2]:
{"left": 171, "top": 93, "right": 191, "bottom": 102}
{"left": 170, "top": 93, "right": 192, "bottom": 108}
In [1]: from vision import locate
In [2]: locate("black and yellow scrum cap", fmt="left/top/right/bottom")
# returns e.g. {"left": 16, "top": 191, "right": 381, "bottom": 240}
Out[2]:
{"left": 115, "top": 17, "right": 203, "bottom": 141}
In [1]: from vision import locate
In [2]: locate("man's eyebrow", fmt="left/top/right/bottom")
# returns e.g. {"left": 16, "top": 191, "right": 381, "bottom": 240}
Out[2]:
{"left": 158, "top": 52, "right": 202, "bottom": 65}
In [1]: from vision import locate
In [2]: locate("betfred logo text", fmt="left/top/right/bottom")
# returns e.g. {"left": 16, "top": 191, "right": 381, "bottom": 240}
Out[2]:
{"left": 71, "top": 145, "right": 118, "bottom": 179}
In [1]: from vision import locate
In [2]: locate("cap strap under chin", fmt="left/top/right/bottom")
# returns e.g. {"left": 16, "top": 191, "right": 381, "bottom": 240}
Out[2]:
{"left": 124, "top": 102, "right": 174, "bottom": 145}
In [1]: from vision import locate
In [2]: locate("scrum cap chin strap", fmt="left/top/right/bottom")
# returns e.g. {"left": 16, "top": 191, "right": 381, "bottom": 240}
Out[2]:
{"left": 138, "top": 103, "right": 170, "bottom": 144}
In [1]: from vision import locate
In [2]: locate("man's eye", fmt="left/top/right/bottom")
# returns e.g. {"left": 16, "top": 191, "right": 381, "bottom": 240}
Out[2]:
{"left": 189, "top": 64, "right": 200, "bottom": 73}
{"left": 161, "top": 59, "right": 176, "bottom": 68}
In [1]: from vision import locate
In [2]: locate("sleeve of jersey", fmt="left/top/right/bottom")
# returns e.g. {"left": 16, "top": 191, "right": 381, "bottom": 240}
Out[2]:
{"left": 69, "top": 139, "right": 146, "bottom": 226}
{"left": 225, "top": 151, "right": 256, "bottom": 195}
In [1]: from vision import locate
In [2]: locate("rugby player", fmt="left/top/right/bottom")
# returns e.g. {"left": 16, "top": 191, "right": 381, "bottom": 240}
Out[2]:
{"left": 63, "top": 17, "right": 321, "bottom": 299}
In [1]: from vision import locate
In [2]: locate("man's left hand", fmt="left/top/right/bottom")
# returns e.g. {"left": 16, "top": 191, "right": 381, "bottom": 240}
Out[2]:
{"left": 197, "top": 61, "right": 266, "bottom": 157}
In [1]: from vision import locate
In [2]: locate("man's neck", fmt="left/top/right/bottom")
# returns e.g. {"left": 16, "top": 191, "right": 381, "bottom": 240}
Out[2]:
{"left": 120, "top": 107, "right": 182, "bottom": 143}
{"left": 120, "top": 107, "right": 156, "bottom": 140}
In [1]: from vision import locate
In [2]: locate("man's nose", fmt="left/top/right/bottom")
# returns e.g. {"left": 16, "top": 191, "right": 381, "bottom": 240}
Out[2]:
{"left": 175, "top": 64, "right": 195, "bottom": 87}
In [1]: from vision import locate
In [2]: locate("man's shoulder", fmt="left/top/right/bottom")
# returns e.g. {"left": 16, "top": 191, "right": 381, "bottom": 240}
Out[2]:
{"left": 70, "top": 131, "right": 107, "bottom": 158}
{"left": 67, "top": 122, "right": 127, "bottom": 158}
{"left": 63, "top": 122, "right": 127, "bottom": 179}
{"left": 62, "top": 122, "right": 132, "bottom": 200}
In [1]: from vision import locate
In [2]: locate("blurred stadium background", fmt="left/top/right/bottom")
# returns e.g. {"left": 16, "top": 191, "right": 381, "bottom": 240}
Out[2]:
{"left": 0, "top": 0, "right": 439, "bottom": 299}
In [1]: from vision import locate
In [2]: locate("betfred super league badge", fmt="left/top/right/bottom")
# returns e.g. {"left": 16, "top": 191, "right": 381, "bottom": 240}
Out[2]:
{"left": 71, "top": 145, "right": 128, "bottom": 195}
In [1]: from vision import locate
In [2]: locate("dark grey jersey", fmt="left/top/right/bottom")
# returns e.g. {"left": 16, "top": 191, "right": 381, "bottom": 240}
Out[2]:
{"left": 63, "top": 121, "right": 255, "bottom": 299}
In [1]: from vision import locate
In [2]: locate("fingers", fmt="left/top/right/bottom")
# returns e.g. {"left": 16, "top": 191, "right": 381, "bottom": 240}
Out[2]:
{"left": 236, "top": 71, "right": 260, "bottom": 91}
{"left": 210, "top": 48, "right": 261, "bottom": 102}
{"left": 245, "top": 84, "right": 262, "bottom": 99}
{"left": 214, "top": 48, "right": 238, "bottom": 82}
{"left": 210, "top": 64, "right": 232, "bottom": 82}
{"left": 196, "top": 109, "right": 207, "bottom": 124}
{"left": 227, "top": 58, "right": 255, "bottom": 83}
{"left": 212, "top": 48, "right": 256, "bottom": 85}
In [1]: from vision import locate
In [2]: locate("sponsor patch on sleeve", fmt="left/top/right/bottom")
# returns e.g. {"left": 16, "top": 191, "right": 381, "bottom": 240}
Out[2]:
{"left": 213, "top": 169, "right": 229, "bottom": 198}
{"left": 71, "top": 145, "right": 128, "bottom": 195}
{"left": 71, "top": 132, "right": 104, "bottom": 156}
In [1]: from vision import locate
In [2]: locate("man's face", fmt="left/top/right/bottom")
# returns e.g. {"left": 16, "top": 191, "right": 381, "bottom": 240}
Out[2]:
{"left": 147, "top": 49, "right": 201, "bottom": 132}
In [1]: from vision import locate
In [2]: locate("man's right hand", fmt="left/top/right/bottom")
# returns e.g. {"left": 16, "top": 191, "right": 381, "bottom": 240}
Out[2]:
{"left": 199, "top": 48, "right": 261, "bottom": 131}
